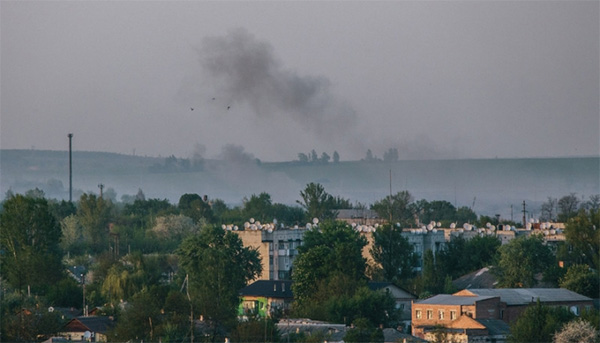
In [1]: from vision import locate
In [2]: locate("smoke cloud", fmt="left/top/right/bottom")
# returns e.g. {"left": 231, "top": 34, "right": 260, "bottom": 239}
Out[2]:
{"left": 197, "top": 28, "right": 359, "bottom": 146}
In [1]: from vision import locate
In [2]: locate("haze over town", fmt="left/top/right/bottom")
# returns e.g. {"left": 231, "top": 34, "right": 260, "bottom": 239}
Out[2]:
{"left": 2, "top": 1, "right": 598, "bottom": 161}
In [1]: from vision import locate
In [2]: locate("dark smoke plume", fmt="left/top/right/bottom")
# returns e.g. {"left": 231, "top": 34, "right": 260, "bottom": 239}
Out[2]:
{"left": 198, "top": 28, "right": 358, "bottom": 142}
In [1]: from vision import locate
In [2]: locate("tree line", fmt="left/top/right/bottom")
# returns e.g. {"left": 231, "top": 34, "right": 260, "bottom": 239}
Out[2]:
{"left": 1, "top": 185, "right": 598, "bottom": 342}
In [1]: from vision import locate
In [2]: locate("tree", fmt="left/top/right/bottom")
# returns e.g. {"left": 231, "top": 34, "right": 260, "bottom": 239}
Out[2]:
{"left": 509, "top": 300, "right": 573, "bottom": 343}
{"left": 564, "top": 209, "right": 600, "bottom": 270}
{"left": 422, "top": 249, "right": 442, "bottom": 294}
{"left": 230, "top": 316, "right": 280, "bottom": 343}
{"left": 297, "top": 183, "right": 337, "bottom": 220}
{"left": 333, "top": 151, "right": 340, "bottom": 163}
{"left": 344, "top": 317, "right": 384, "bottom": 343}
{"left": 150, "top": 214, "right": 198, "bottom": 241}
{"left": 553, "top": 319, "right": 599, "bottom": 343}
{"left": 559, "top": 264, "right": 599, "bottom": 298}
{"left": 78, "top": 193, "right": 113, "bottom": 252}
{"left": 292, "top": 221, "right": 367, "bottom": 309}
{"left": 243, "top": 192, "right": 273, "bottom": 222}
{"left": 540, "top": 197, "right": 558, "bottom": 222}
{"left": 178, "top": 193, "right": 214, "bottom": 223}
{"left": 320, "top": 152, "right": 330, "bottom": 163}
{"left": 297, "top": 153, "right": 309, "bottom": 163}
{"left": 558, "top": 193, "right": 581, "bottom": 222}
{"left": 60, "top": 215, "right": 83, "bottom": 253}
{"left": 494, "top": 235, "right": 554, "bottom": 287}
{"left": 383, "top": 148, "right": 399, "bottom": 163}
{"left": 177, "top": 225, "right": 262, "bottom": 337}
{"left": 0, "top": 194, "right": 63, "bottom": 294}
{"left": 371, "top": 191, "right": 414, "bottom": 225}
{"left": 369, "top": 224, "right": 417, "bottom": 283}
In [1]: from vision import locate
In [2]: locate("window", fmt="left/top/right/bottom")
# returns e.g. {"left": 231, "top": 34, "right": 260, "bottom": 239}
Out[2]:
{"left": 439, "top": 310, "right": 445, "bottom": 320}
{"left": 450, "top": 310, "right": 457, "bottom": 320}
{"left": 426, "top": 310, "right": 433, "bottom": 319}
{"left": 416, "top": 310, "right": 422, "bottom": 319}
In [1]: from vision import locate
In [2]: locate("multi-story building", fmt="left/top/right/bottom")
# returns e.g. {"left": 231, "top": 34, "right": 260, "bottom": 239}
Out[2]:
{"left": 411, "top": 288, "right": 593, "bottom": 342}
{"left": 234, "top": 223, "right": 447, "bottom": 281}
{"left": 235, "top": 227, "right": 306, "bottom": 280}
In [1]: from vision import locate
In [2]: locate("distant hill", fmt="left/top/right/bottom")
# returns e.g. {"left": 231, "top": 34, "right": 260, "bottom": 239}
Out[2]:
{"left": 1, "top": 149, "right": 598, "bottom": 219}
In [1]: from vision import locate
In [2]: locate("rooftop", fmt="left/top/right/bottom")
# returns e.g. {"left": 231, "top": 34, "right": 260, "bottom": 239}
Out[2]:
{"left": 416, "top": 294, "right": 497, "bottom": 305}
{"left": 458, "top": 288, "right": 592, "bottom": 305}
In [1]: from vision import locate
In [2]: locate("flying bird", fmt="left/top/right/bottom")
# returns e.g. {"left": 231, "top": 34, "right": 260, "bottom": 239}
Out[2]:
{"left": 227, "top": 106, "right": 231, "bottom": 110}
{"left": 190, "top": 108, "right": 194, "bottom": 111}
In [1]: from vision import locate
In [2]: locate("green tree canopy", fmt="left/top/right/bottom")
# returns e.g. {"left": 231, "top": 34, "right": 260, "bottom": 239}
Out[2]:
{"left": 494, "top": 235, "right": 554, "bottom": 288}
{"left": 508, "top": 301, "right": 573, "bottom": 343}
{"left": 297, "top": 183, "right": 338, "bottom": 220}
{"left": 292, "top": 221, "right": 371, "bottom": 321}
{"left": 559, "top": 264, "right": 599, "bottom": 298}
{"left": 177, "top": 225, "right": 262, "bottom": 336}
{"left": 369, "top": 224, "right": 418, "bottom": 284}
{"left": 371, "top": 191, "right": 413, "bottom": 226}
{"left": 0, "top": 194, "right": 63, "bottom": 294}
{"left": 78, "top": 193, "right": 113, "bottom": 252}
{"left": 564, "top": 209, "right": 599, "bottom": 270}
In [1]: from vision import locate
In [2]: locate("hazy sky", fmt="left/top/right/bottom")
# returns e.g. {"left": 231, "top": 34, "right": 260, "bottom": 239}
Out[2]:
{"left": 2, "top": 1, "right": 598, "bottom": 161}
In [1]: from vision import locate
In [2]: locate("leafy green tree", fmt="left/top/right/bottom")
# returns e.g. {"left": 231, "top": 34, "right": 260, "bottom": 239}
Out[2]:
{"left": 271, "top": 203, "right": 305, "bottom": 226}
{"left": 371, "top": 191, "right": 414, "bottom": 225}
{"left": 243, "top": 192, "right": 273, "bottom": 222}
{"left": 178, "top": 193, "right": 214, "bottom": 223}
{"left": 292, "top": 221, "right": 367, "bottom": 307}
{"left": 230, "top": 316, "right": 280, "bottom": 343}
{"left": 49, "top": 199, "right": 77, "bottom": 221}
{"left": 369, "top": 224, "right": 418, "bottom": 283}
{"left": 416, "top": 200, "right": 457, "bottom": 226}
{"left": 112, "top": 287, "right": 164, "bottom": 341}
{"left": 559, "top": 264, "right": 599, "bottom": 298}
{"left": 494, "top": 235, "right": 554, "bottom": 287}
{"left": 508, "top": 301, "right": 573, "bottom": 343}
{"left": 455, "top": 206, "right": 477, "bottom": 225}
{"left": 60, "top": 214, "right": 83, "bottom": 253}
{"left": 344, "top": 317, "right": 384, "bottom": 343}
{"left": 149, "top": 214, "right": 198, "bottom": 241}
{"left": 564, "top": 209, "right": 600, "bottom": 270}
{"left": 333, "top": 151, "right": 340, "bottom": 163}
{"left": 46, "top": 277, "right": 83, "bottom": 308}
{"left": 465, "top": 235, "right": 501, "bottom": 271}
{"left": 422, "top": 249, "right": 442, "bottom": 294}
{"left": 177, "top": 225, "right": 262, "bottom": 337}
{"left": 0, "top": 194, "right": 63, "bottom": 294}
{"left": 297, "top": 183, "right": 337, "bottom": 220}
{"left": 78, "top": 193, "right": 113, "bottom": 252}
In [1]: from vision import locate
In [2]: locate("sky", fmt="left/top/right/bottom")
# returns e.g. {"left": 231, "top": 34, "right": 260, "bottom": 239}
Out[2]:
{"left": 2, "top": 1, "right": 598, "bottom": 162}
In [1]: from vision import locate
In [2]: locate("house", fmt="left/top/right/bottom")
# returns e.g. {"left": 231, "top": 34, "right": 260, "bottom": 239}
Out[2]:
{"left": 368, "top": 282, "right": 417, "bottom": 322}
{"left": 455, "top": 288, "right": 594, "bottom": 323}
{"left": 239, "top": 280, "right": 293, "bottom": 317}
{"left": 411, "top": 288, "right": 593, "bottom": 342}
{"left": 60, "top": 316, "right": 114, "bottom": 342}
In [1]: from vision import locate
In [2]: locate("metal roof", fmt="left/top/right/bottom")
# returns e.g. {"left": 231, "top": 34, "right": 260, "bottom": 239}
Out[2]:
{"left": 416, "top": 294, "right": 497, "bottom": 305}
{"left": 464, "top": 288, "right": 592, "bottom": 305}
{"left": 239, "top": 280, "right": 293, "bottom": 298}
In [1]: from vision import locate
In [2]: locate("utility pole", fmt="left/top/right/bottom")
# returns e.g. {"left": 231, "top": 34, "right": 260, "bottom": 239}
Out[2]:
{"left": 522, "top": 200, "right": 528, "bottom": 228}
{"left": 98, "top": 183, "right": 104, "bottom": 198}
{"left": 68, "top": 133, "right": 73, "bottom": 202}
{"left": 389, "top": 169, "right": 393, "bottom": 223}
